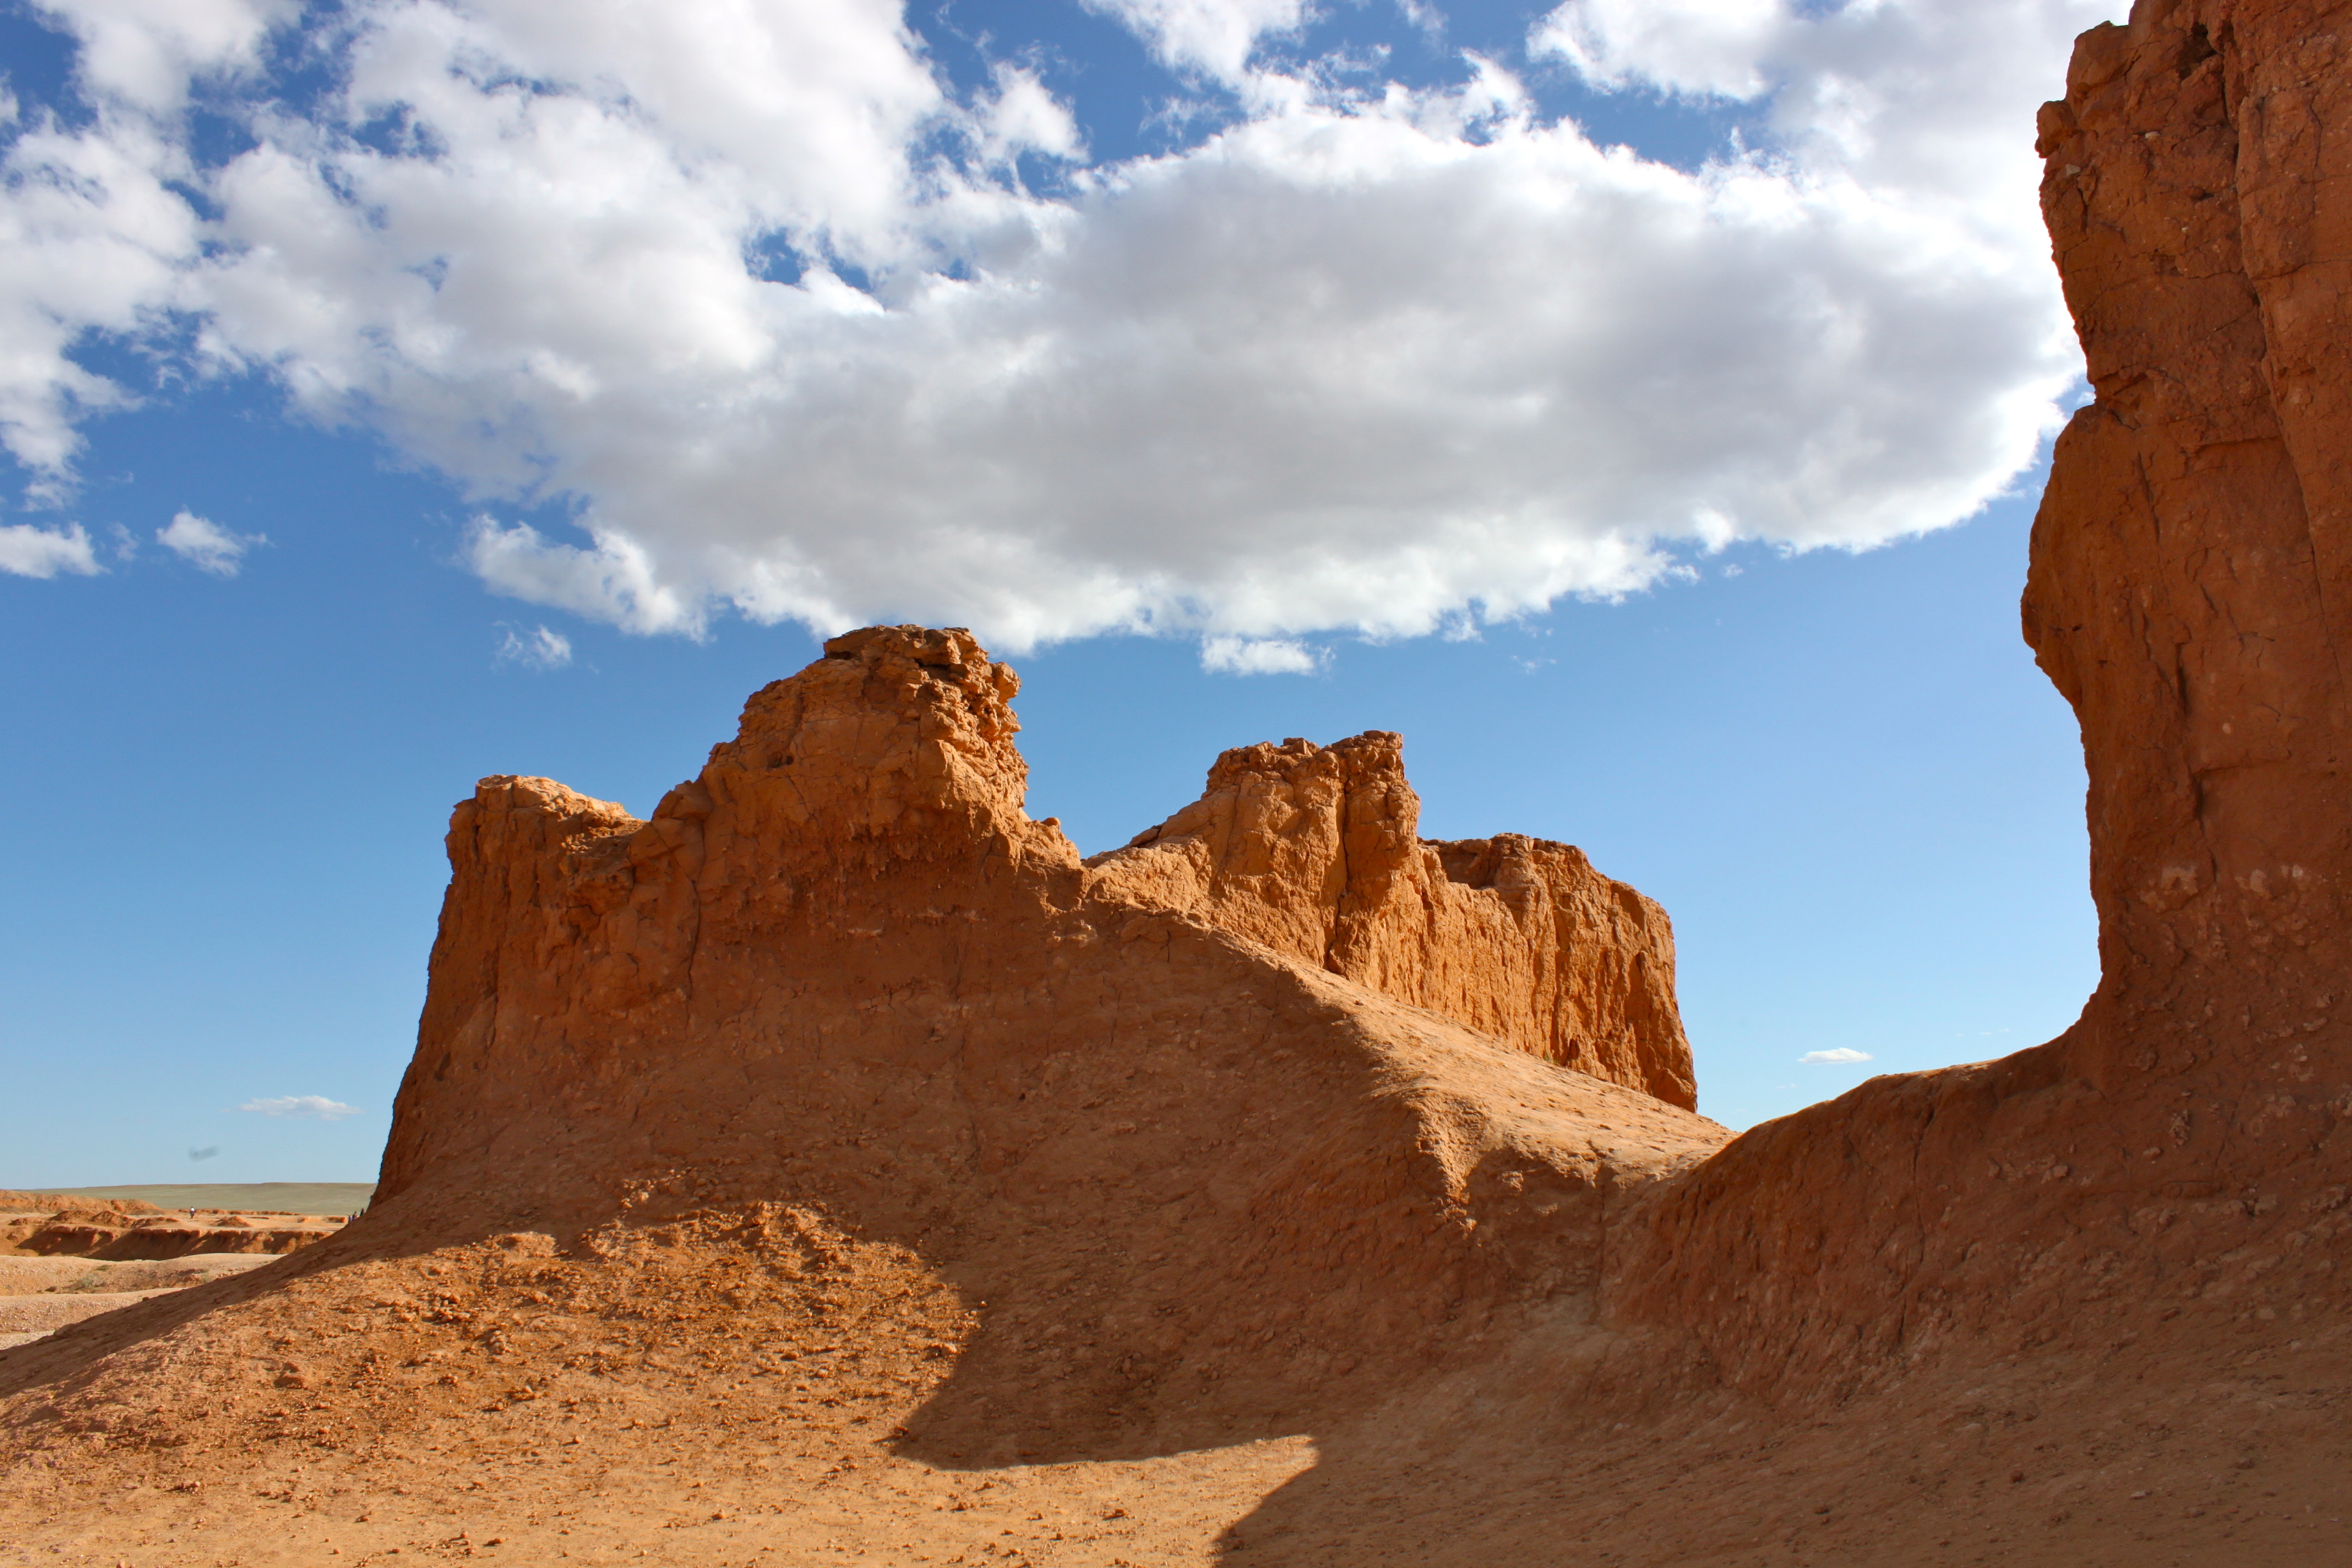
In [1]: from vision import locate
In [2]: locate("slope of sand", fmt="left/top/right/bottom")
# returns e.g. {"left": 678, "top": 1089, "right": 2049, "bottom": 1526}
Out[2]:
{"left": 0, "top": 1215, "right": 2342, "bottom": 1565}
{"left": 1, "top": 941, "right": 2344, "bottom": 1565}
{"left": 4, "top": 956, "right": 1747, "bottom": 1562}
{"left": 0, "top": 1255, "right": 297, "bottom": 1352}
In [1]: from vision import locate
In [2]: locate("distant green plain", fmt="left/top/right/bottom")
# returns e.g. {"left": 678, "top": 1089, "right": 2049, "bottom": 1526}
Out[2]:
{"left": 43, "top": 1183, "right": 375, "bottom": 1215}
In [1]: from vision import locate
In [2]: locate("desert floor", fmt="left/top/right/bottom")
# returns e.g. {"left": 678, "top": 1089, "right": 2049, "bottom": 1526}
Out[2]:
{"left": 5, "top": 1211, "right": 2345, "bottom": 1567}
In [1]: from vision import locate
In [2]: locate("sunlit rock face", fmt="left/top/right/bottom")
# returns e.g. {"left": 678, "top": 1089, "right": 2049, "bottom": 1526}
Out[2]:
{"left": 382, "top": 625, "right": 1700, "bottom": 1209}
{"left": 1614, "top": 0, "right": 2352, "bottom": 1399}
{"left": 1088, "top": 731, "right": 1696, "bottom": 1108}
{"left": 369, "top": 621, "right": 1719, "bottom": 1456}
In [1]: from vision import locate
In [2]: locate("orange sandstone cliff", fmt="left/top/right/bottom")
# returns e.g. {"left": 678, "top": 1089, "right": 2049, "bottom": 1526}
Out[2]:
{"left": 383, "top": 625, "right": 1699, "bottom": 1204}
{"left": 1088, "top": 733, "right": 1695, "bottom": 1107}
{"left": 1615, "top": 0, "right": 2352, "bottom": 1399}
{"left": 366, "top": 621, "right": 1720, "bottom": 1460}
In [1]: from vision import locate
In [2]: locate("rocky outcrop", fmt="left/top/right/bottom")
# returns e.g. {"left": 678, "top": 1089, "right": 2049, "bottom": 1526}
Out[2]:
{"left": 1613, "top": 0, "right": 2352, "bottom": 1398}
{"left": 382, "top": 626, "right": 1699, "bottom": 1211}
{"left": 2028, "top": 0, "right": 2352, "bottom": 1075}
{"left": 1090, "top": 734, "right": 1694, "bottom": 1107}
{"left": 31, "top": 1220, "right": 338, "bottom": 1261}
{"left": 364, "top": 621, "right": 1720, "bottom": 1459}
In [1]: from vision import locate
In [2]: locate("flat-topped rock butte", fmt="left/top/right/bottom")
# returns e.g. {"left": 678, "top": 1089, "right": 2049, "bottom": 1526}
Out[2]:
{"left": 3, "top": 3, "right": 2348, "bottom": 1563}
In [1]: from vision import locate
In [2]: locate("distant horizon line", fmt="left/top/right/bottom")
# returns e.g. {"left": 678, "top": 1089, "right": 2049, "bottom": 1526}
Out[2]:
{"left": 7, "top": 1181, "right": 378, "bottom": 1195}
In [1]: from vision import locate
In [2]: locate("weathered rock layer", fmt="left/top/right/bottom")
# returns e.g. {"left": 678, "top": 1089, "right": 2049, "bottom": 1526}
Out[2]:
{"left": 1615, "top": 0, "right": 2352, "bottom": 1399}
{"left": 1088, "top": 731, "right": 1695, "bottom": 1107}
{"left": 368, "top": 621, "right": 1720, "bottom": 1460}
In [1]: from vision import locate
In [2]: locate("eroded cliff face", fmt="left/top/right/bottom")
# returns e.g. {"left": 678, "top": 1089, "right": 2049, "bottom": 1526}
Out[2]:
{"left": 1088, "top": 732, "right": 1696, "bottom": 1107}
{"left": 382, "top": 628, "right": 1696, "bottom": 1203}
{"left": 1614, "top": 0, "right": 2352, "bottom": 1399}
{"left": 2028, "top": 0, "right": 2352, "bottom": 1078}
{"left": 370, "top": 622, "right": 1719, "bottom": 1460}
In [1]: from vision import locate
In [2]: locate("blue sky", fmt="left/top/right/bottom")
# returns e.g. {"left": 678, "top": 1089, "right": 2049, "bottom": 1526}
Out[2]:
{"left": 1, "top": 0, "right": 2117, "bottom": 1183}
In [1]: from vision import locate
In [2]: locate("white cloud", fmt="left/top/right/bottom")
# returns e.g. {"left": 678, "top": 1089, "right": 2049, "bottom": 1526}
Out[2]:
{"left": 34, "top": 0, "right": 299, "bottom": 113}
{"left": 1534, "top": 0, "right": 1787, "bottom": 99}
{"left": 1201, "top": 634, "right": 1321, "bottom": 675}
{"left": 975, "top": 63, "right": 1085, "bottom": 167}
{"left": 238, "top": 1094, "right": 360, "bottom": 1120}
{"left": 1081, "top": 0, "right": 1308, "bottom": 82}
{"left": 467, "top": 518, "right": 693, "bottom": 637}
{"left": 1799, "top": 1047, "right": 1874, "bottom": 1064}
{"left": 0, "top": 0, "right": 2119, "bottom": 653}
{"left": 0, "top": 521, "right": 101, "bottom": 577}
{"left": 0, "top": 3, "right": 294, "bottom": 478}
{"left": 157, "top": 509, "right": 263, "bottom": 574}
{"left": 495, "top": 621, "right": 574, "bottom": 670}
{"left": 0, "top": 113, "right": 199, "bottom": 477}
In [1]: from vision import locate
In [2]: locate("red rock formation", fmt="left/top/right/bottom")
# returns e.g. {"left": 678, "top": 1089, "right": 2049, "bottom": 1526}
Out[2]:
{"left": 1614, "top": 0, "right": 2352, "bottom": 1396}
{"left": 2029, "top": 0, "right": 2352, "bottom": 1081}
{"left": 368, "top": 621, "right": 1720, "bottom": 1459}
{"left": 382, "top": 627, "right": 1697, "bottom": 1212}
{"left": 1090, "top": 733, "right": 1695, "bottom": 1107}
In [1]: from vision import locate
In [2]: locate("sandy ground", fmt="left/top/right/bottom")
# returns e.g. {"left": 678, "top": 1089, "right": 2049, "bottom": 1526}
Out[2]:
{"left": 2, "top": 1205, "right": 2343, "bottom": 1567}
{"left": 0, "top": 1255, "right": 285, "bottom": 1351}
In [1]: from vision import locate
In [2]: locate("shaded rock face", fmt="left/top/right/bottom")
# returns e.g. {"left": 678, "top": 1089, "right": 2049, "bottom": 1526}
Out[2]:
{"left": 376, "top": 623, "right": 1721, "bottom": 1460}
{"left": 1090, "top": 733, "right": 1695, "bottom": 1107}
{"left": 1616, "top": 0, "right": 2352, "bottom": 1399}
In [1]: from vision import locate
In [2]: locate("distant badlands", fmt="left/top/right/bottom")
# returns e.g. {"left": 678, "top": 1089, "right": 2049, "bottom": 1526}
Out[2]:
{"left": 0, "top": 1191, "right": 350, "bottom": 1354}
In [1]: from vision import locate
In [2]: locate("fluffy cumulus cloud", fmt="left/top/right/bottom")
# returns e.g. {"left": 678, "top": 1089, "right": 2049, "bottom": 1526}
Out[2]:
{"left": 157, "top": 509, "right": 264, "bottom": 574}
{"left": 0, "top": 1, "right": 293, "bottom": 478}
{"left": 0, "top": 0, "right": 2117, "bottom": 662}
{"left": 238, "top": 1094, "right": 360, "bottom": 1120}
{"left": 1535, "top": 0, "right": 1788, "bottom": 99}
{"left": 1083, "top": 0, "right": 1311, "bottom": 82}
{"left": 0, "top": 521, "right": 101, "bottom": 577}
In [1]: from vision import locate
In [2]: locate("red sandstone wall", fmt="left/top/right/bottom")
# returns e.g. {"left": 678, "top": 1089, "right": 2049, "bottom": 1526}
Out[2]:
{"left": 1089, "top": 733, "right": 1695, "bottom": 1107}
{"left": 1613, "top": 0, "right": 2352, "bottom": 1397}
